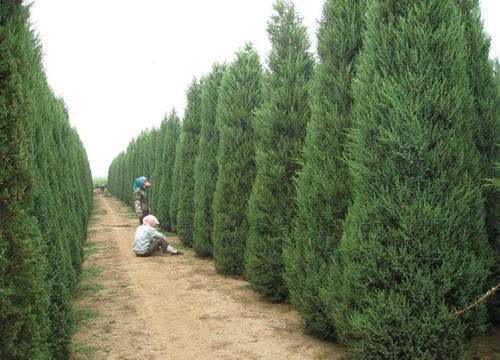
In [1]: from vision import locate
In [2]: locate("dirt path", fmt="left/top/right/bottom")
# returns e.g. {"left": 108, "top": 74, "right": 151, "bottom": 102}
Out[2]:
{"left": 71, "top": 195, "right": 346, "bottom": 359}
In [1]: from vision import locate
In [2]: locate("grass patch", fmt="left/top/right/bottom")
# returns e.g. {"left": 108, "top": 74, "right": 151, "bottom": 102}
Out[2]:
{"left": 80, "top": 265, "right": 102, "bottom": 281}
{"left": 75, "top": 281, "right": 104, "bottom": 298}
{"left": 83, "top": 242, "right": 102, "bottom": 257}
{"left": 240, "top": 283, "right": 253, "bottom": 291}
{"left": 314, "top": 351, "right": 336, "bottom": 360}
{"left": 71, "top": 203, "right": 108, "bottom": 359}
{"left": 171, "top": 241, "right": 190, "bottom": 252}
{"left": 75, "top": 308, "right": 99, "bottom": 329}
{"left": 71, "top": 342, "right": 98, "bottom": 360}
{"left": 75, "top": 244, "right": 104, "bottom": 298}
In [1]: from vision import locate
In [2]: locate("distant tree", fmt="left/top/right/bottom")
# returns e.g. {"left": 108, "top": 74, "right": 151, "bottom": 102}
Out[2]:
{"left": 148, "top": 128, "right": 162, "bottom": 212}
{"left": 169, "top": 127, "right": 184, "bottom": 232}
{"left": 156, "top": 110, "right": 181, "bottom": 229}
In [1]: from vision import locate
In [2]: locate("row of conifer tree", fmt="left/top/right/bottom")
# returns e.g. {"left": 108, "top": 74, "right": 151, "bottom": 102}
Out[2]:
{"left": 107, "top": 0, "right": 499, "bottom": 357}
{"left": 0, "top": 2, "right": 94, "bottom": 359}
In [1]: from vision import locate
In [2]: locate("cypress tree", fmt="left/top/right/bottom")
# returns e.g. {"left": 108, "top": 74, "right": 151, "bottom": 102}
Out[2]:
{"left": 54, "top": 111, "right": 85, "bottom": 276}
{"left": 457, "top": 0, "right": 500, "bottom": 324}
{"left": 31, "top": 91, "right": 77, "bottom": 359}
{"left": 107, "top": 116, "right": 181, "bottom": 231}
{"left": 45, "top": 100, "right": 78, "bottom": 290}
{"left": 327, "top": 1, "right": 494, "bottom": 357}
{"left": 488, "top": 60, "right": 500, "bottom": 324}
{"left": 457, "top": 0, "right": 499, "bottom": 248}
{"left": 177, "top": 79, "right": 204, "bottom": 246}
{"left": 245, "top": 0, "right": 314, "bottom": 301}
{"left": 148, "top": 128, "right": 162, "bottom": 213}
{"left": 0, "top": 2, "right": 92, "bottom": 357}
{"left": 496, "top": 60, "right": 500, "bottom": 93}
{"left": 212, "top": 44, "right": 263, "bottom": 275}
{"left": 12, "top": 4, "right": 92, "bottom": 356}
{"left": 283, "top": 0, "right": 366, "bottom": 337}
{"left": 193, "top": 64, "right": 226, "bottom": 256}
{"left": 0, "top": 4, "right": 51, "bottom": 358}
{"left": 156, "top": 110, "right": 181, "bottom": 229}
{"left": 169, "top": 123, "right": 184, "bottom": 232}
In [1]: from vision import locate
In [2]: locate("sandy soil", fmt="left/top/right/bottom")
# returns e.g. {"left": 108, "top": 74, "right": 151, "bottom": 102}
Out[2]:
{"left": 70, "top": 195, "right": 346, "bottom": 360}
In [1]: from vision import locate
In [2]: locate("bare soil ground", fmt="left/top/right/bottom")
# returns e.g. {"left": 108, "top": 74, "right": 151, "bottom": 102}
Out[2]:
{"left": 70, "top": 195, "right": 347, "bottom": 359}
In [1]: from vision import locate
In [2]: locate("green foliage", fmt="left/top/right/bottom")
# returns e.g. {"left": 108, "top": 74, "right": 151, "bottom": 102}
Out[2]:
{"left": 327, "top": 1, "right": 494, "bottom": 358}
{"left": 283, "top": 0, "right": 366, "bottom": 338}
{"left": 245, "top": 0, "right": 314, "bottom": 302}
{"left": 193, "top": 64, "right": 227, "bottom": 256}
{"left": 93, "top": 178, "right": 107, "bottom": 188}
{"left": 107, "top": 122, "right": 176, "bottom": 225}
{"left": 457, "top": 0, "right": 499, "bottom": 248}
{"left": 456, "top": 0, "right": 500, "bottom": 325}
{"left": 176, "top": 79, "right": 204, "bottom": 247}
{"left": 212, "top": 44, "right": 263, "bottom": 275}
{"left": 107, "top": 110, "right": 182, "bottom": 233}
{"left": 0, "top": 3, "right": 93, "bottom": 358}
{"left": 155, "top": 110, "right": 181, "bottom": 229}
{"left": 0, "top": 7, "right": 51, "bottom": 358}
{"left": 147, "top": 128, "right": 161, "bottom": 212}
{"left": 488, "top": 60, "right": 500, "bottom": 323}
{"left": 104, "top": 1, "right": 498, "bottom": 356}
{"left": 169, "top": 130, "right": 183, "bottom": 231}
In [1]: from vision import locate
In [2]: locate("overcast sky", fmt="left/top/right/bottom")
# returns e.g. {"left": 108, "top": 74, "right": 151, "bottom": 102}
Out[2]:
{"left": 30, "top": 0, "right": 500, "bottom": 178}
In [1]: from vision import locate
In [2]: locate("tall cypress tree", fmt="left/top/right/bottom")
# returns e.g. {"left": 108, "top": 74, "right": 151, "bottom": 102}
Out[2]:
{"left": 328, "top": 1, "right": 494, "bottom": 357}
{"left": 177, "top": 79, "right": 204, "bottom": 246}
{"left": 12, "top": 5, "right": 92, "bottom": 356}
{"left": 457, "top": 0, "right": 499, "bottom": 247}
{"left": 148, "top": 128, "right": 162, "bottom": 213}
{"left": 170, "top": 127, "right": 183, "bottom": 232}
{"left": 0, "top": 4, "right": 51, "bottom": 358}
{"left": 31, "top": 91, "right": 77, "bottom": 360}
{"left": 193, "top": 64, "right": 226, "bottom": 256}
{"left": 457, "top": 0, "right": 500, "bottom": 324}
{"left": 156, "top": 110, "right": 181, "bottom": 229}
{"left": 245, "top": 0, "right": 314, "bottom": 301}
{"left": 212, "top": 44, "right": 263, "bottom": 275}
{"left": 488, "top": 60, "right": 500, "bottom": 324}
{"left": 283, "top": 0, "right": 366, "bottom": 337}
{"left": 54, "top": 111, "right": 85, "bottom": 277}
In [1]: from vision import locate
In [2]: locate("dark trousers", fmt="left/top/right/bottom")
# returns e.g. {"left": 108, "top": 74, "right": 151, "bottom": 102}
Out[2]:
{"left": 136, "top": 237, "right": 170, "bottom": 257}
{"left": 139, "top": 210, "right": 150, "bottom": 225}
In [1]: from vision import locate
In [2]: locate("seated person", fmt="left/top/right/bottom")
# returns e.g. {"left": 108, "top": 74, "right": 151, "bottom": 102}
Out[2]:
{"left": 133, "top": 215, "right": 182, "bottom": 256}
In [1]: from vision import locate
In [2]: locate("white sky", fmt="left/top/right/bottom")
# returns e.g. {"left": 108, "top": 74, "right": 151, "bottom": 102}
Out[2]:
{"left": 30, "top": 0, "right": 500, "bottom": 178}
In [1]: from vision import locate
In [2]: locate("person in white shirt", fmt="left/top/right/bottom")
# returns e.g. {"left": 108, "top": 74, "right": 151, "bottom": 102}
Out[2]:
{"left": 133, "top": 215, "right": 182, "bottom": 256}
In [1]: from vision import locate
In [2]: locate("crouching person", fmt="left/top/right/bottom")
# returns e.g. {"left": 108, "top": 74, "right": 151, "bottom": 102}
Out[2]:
{"left": 133, "top": 215, "right": 183, "bottom": 256}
